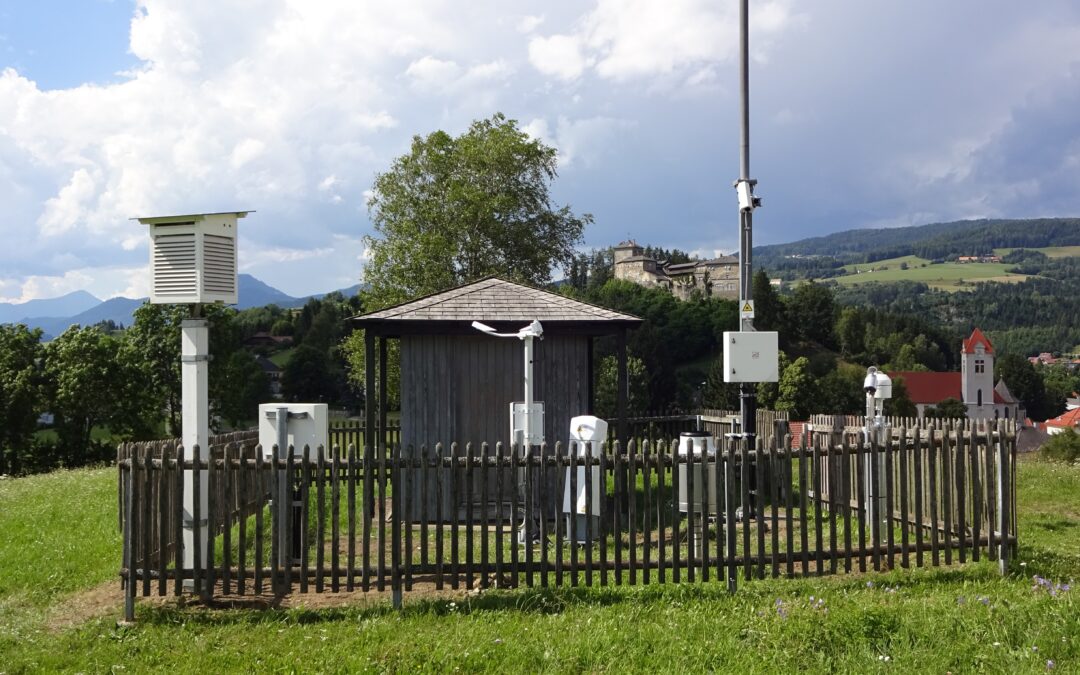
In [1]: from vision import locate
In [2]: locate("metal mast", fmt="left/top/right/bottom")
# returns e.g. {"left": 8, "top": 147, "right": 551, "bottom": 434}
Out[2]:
{"left": 736, "top": 0, "right": 760, "bottom": 444}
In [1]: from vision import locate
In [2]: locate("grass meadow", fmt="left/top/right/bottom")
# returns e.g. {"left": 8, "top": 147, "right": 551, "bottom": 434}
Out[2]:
{"left": 0, "top": 455, "right": 1077, "bottom": 673}
{"left": 817, "top": 246, "right": 1080, "bottom": 291}
{"left": 829, "top": 256, "right": 1029, "bottom": 291}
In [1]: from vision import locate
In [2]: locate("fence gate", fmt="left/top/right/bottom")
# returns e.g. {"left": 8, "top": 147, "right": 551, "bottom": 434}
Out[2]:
{"left": 119, "top": 420, "right": 1016, "bottom": 621}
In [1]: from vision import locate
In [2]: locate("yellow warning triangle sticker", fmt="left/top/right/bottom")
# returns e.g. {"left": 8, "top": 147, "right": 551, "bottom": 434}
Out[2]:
{"left": 742, "top": 302, "right": 753, "bottom": 313}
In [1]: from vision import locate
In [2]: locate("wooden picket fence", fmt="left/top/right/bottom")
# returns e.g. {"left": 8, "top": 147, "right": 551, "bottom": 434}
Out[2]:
{"left": 118, "top": 419, "right": 1015, "bottom": 622}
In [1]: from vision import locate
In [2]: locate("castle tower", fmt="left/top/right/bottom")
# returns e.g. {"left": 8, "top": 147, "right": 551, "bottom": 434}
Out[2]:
{"left": 613, "top": 239, "right": 643, "bottom": 264}
{"left": 961, "top": 328, "right": 994, "bottom": 410}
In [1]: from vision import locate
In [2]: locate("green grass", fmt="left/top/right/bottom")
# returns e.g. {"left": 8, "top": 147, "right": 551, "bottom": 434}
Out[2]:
{"left": 995, "top": 245, "right": 1080, "bottom": 259}
{"left": 269, "top": 347, "right": 297, "bottom": 368}
{"left": 820, "top": 246, "right": 1080, "bottom": 291}
{"left": 827, "top": 256, "right": 1030, "bottom": 291}
{"left": 1, "top": 456, "right": 1078, "bottom": 672}
{"left": 0, "top": 467, "right": 121, "bottom": 660}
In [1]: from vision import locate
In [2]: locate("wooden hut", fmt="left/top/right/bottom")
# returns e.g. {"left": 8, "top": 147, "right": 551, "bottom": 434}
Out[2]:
{"left": 348, "top": 276, "right": 641, "bottom": 520}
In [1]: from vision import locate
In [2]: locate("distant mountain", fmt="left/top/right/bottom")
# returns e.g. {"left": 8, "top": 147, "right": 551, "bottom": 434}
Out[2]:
{"left": 9, "top": 275, "right": 365, "bottom": 339}
{"left": 237, "top": 274, "right": 299, "bottom": 309}
{"left": 26, "top": 297, "right": 145, "bottom": 339}
{"left": 308, "top": 283, "right": 364, "bottom": 301}
{"left": 0, "top": 290, "right": 100, "bottom": 324}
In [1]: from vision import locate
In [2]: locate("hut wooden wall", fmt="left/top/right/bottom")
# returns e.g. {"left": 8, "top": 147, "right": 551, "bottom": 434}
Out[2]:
{"left": 399, "top": 333, "right": 590, "bottom": 520}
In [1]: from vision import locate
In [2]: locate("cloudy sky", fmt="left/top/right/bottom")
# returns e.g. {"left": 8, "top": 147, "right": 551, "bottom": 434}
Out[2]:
{"left": 2, "top": 1, "right": 1079, "bottom": 302}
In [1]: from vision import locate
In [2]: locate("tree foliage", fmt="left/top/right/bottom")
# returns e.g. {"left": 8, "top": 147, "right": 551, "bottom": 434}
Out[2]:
{"left": 0, "top": 324, "right": 45, "bottom": 474}
{"left": 994, "top": 353, "right": 1047, "bottom": 419}
{"left": 775, "top": 356, "right": 818, "bottom": 420}
{"left": 926, "top": 397, "right": 968, "bottom": 420}
{"left": 1040, "top": 428, "right": 1080, "bottom": 463}
{"left": 594, "top": 354, "right": 650, "bottom": 418}
{"left": 362, "top": 113, "right": 589, "bottom": 308}
{"left": 43, "top": 327, "right": 124, "bottom": 451}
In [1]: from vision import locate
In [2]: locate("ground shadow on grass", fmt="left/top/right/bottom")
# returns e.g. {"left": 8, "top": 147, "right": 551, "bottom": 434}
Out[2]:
{"left": 1012, "top": 544, "right": 1080, "bottom": 581}
{"left": 127, "top": 561, "right": 1033, "bottom": 629}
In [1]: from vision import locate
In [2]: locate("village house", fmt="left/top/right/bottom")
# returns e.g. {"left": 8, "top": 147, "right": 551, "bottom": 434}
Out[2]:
{"left": 1045, "top": 407, "right": 1080, "bottom": 435}
{"left": 890, "top": 328, "right": 1023, "bottom": 422}
{"left": 612, "top": 239, "right": 739, "bottom": 300}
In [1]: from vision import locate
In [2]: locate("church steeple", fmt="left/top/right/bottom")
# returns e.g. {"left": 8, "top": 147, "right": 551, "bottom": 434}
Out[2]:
{"left": 961, "top": 328, "right": 994, "bottom": 407}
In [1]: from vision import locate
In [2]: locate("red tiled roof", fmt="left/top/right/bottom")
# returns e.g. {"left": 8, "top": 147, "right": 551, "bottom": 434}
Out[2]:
{"left": 1046, "top": 407, "right": 1080, "bottom": 428}
{"left": 889, "top": 372, "right": 962, "bottom": 404}
{"left": 962, "top": 327, "right": 994, "bottom": 354}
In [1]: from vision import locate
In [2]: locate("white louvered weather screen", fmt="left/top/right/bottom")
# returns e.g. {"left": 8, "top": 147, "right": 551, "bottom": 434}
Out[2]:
{"left": 139, "top": 212, "right": 248, "bottom": 305}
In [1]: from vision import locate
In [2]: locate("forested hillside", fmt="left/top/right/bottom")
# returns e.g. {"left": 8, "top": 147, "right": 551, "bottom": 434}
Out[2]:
{"left": 832, "top": 256, "right": 1080, "bottom": 356}
{"left": 754, "top": 218, "right": 1080, "bottom": 276}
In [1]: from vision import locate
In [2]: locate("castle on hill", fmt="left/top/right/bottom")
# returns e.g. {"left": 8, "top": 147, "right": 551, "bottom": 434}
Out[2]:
{"left": 613, "top": 240, "right": 740, "bottom": 301}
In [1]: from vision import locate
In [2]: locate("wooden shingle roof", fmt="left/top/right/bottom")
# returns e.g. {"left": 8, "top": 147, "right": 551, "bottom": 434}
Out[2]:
{"left": 349, "top": 277, "right": 641, "bottom": 336}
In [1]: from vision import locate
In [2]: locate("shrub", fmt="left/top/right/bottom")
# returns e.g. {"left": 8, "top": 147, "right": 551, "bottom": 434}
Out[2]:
{"left": 1040, "top": 428, "right": 1080, "bottom": 463}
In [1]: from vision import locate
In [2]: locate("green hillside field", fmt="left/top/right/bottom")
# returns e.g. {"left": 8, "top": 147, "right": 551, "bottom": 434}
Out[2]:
{"left": 826, "top": 256, "right": 1029, "bottom": 291}
{"left": 994, "top": 245, "right": 1080, "bottom": 259}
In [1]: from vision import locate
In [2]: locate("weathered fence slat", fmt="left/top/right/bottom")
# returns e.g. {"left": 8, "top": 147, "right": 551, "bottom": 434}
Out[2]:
{"left": 465, "top": 443, "right": 475, "bottom": 591}
{"left": 509, "top": 442, "right": 518, "bottom": 588}
{"left": 673, "top": 440, "right": 682, "bottom": 584}
{"left": 928, "top": 428, "right": 940, "bottom": 567}
{"left": 913, "top": 428, "right": 925, "bottom": 567}
{"left": 300, "top": 446, "right": 311, "bottom": 594}
{"left": 599, "top": 441, "right": 609, "bottom": 587}
{"left": 378, "top": 439, "right": 387, "bottom": 592}
{"left": 435, "top": 443, "right": 444, "bottom": 591}
{"left": 332, "top": 445, "right": 341, "bottom": 593}
{"left": 813, "top": 437, "right": 824, "bottom": 577}
{"left": 943, "top": 429, "right": 953, "bottom": 566}
{"left": 480, "top": 444, "right": 490, "bottom": 589}
{"left": 715, "top": 437, "right": 727, "bottom": 583}
{"left": 899, "top": 427, "right": 910, "bottom": 569}
{"left": 799, "top": 442, "right": 810, "bottom": 576}
{"left": 790, "top": 434, "right": 799, "bottom": 574}
{"left": 652, "top": 441, "right": 661, "bottom": 584}
{"left": 629, "top": 440, "right": 639, "bottom": 586}
{"left": 725, "top": 437, "right": 737, "bottom": 593}
{"left": 255, "top": 447, "right": 265, "bottom": 595}
{"left": 192, "top": 445, "right": 204, "bottom": 597}
{"left": 885, "top": 429, "right": 895, "bottom": 571}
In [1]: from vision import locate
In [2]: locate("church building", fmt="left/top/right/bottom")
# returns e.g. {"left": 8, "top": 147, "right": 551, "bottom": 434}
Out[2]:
{"left": 889, "top": 328, "right": 1023, "bottom": 421}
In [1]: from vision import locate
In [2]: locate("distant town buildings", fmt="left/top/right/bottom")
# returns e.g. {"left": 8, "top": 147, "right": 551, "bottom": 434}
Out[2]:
{"left": 1028, "top": 352, "right": 1080, "bottom": 370}
{"left": 956, "top": 255, "right": 1002, "bottom": 263}
{"left": 613, "top": 240, "right": 739, "bottom": 301}
{"left": 1045, "top": 407, "right": 1080, "bottom": 435}
{"left": 890, "top": 328, "right": 1023, "bottom": 422}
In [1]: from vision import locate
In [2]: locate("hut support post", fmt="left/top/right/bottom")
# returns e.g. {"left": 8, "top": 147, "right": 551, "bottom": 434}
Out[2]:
{"left": 365, "top": 332, "right": 376, "bottom": 520}
{"left": 617, "top": 329, "right": 628, "bottom": 443}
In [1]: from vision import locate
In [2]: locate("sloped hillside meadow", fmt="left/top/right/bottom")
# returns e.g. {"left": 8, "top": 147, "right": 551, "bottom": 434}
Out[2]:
{"left": 1, "top": 457, "right": 1077, "bottom": 673}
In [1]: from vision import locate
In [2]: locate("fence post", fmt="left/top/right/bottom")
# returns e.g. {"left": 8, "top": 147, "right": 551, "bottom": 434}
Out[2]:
{"left": 996, "top": 420, "right": 1010, "bottom": 575}
{"left": 122, "top": 455, "right": 136, "bottom": 624}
